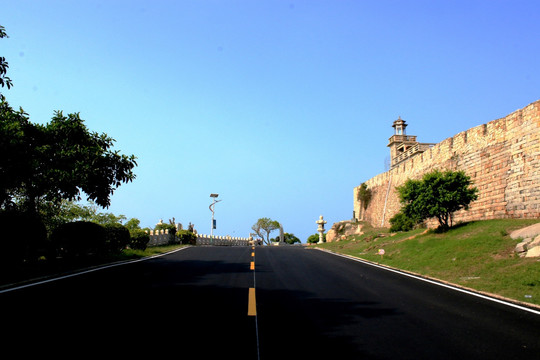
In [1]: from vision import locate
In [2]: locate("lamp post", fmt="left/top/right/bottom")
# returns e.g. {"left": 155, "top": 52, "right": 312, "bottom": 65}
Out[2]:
{"left": 209, "top": 194, "right": 221, "bottom": 238}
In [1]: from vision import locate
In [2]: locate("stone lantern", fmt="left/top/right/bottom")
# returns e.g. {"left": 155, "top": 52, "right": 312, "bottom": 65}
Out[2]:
{"left": 316, "top": 215, "right": 327, "bottom": 244}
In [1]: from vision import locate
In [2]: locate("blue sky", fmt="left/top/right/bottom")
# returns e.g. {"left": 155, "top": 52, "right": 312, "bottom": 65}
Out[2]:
{"left": 2, "top": 1, "right": 539, "bottom": 242}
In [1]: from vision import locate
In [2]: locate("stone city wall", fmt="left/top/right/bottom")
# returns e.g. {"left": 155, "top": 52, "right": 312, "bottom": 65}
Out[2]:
{"left": 354, "top": 99, "right": 540, "bottom": 228}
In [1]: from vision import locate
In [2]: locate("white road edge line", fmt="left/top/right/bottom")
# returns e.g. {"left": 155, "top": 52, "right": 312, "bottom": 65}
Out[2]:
{"left": 0, "top": 246, "right": 191, "bottom": 294}
{"left": 317, "top": 248, "right": 540, "bottom": 316}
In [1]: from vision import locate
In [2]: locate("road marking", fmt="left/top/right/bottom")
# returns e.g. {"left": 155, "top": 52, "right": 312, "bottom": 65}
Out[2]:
{"left": 248, "top": 287, "right": 257, "bottom": 316}
{"left": 250, "top": 261, "right": 255, "bottom": 270}
{"left": 318, "top": 249, "right": 540, "bottom": 316}
{"left": 251, "top": 252, "right": 255, "bottom": 257}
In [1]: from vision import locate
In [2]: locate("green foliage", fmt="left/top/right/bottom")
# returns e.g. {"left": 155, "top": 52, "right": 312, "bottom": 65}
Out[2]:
{"left": 0, "top": 97, "right": 32, "bottom": 208}
{"left": 34, "top": 200, "right": 131, "bottom": 235}
{"left": 124, "top": 218, "right": 141, "bottom": 232}
{"left": 0, "top": 25, "right": 13, "bottom": 90}
{"left": 356, "top": 183, "right": 372, "bottom": 210}
{"left": 389, "top": 211, "right": 416, "bottom": 232}
{"left": 271, "top": 232, "right": 301, "bottom": 244}
{"left": 155, "top": 222, "right": 177, "bottom": 235}
{"left": 177, "top": 230, "right": 197, "bottom": 245}
{"left": 397, "top": 169, "right": 478, "bottom": 231}
{"left": 0, "top": 103, "right": 137, "bottom": 212}
{"left": 307, "top": 233, "right": 325, "bottom": 243}
{"left": 50, "top": 221, "right": 107, "bottom": 258}
{"left": 104, "top": 223, "right": 130, "bottom": 254}
{"left": 283, "top": 232, "right": 301, "bottom": 244}
{"left": 0, "top": 210, "right": 48, "bottom": 265}
{"left": 129, "top": 229, "right": 150, "bottom": 251}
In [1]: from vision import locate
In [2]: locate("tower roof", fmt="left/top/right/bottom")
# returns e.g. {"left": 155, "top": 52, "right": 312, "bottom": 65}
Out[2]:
{"left": 392, "top": 116, "right": 407, "bottom": 128}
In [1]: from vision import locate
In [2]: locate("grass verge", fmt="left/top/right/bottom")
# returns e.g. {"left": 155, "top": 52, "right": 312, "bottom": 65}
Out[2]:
{"left": 316, "top": 219, "right": 540, "bottom": 306}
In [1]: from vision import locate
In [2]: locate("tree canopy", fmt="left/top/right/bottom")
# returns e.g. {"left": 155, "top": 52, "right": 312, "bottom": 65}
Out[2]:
{"left": 0, "top": 105, "right": 137, "bottom": 212}
{"left": 252, "top": 217, "right": 281, "bottom": 245}
{"left": 271, "top": 232, "right": 301, "bottom": 244}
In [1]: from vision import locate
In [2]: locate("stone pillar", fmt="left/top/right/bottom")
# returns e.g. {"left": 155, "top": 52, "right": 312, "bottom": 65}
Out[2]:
{"left": 316, "top": 215, "right": 327, "bottom": 244}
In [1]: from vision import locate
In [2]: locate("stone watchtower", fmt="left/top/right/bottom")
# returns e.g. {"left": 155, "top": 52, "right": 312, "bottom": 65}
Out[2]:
{"left": 387, "top": 117, "right": 435, "bottom": 168}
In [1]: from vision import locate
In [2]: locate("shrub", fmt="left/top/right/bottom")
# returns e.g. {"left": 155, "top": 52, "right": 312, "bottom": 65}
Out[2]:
{"left": 130, "top": 229, "right": 150, "bottom": 250}
{"left": 0, "top": 210, "right": 48, "bottom": 265}
{"left": 357, "top": 183, "right": 372, "bottom": 210}
{"left": 307, "top": 233, "right": 325, "bottom": 244}
{"left": 104, "top": 223, "right": 130, "bottom": 254}
{"left": 389, "top": 211, "right": 416, "bottom": 232}
{"left": 155, "top": 222, "right": 177, "bottom": 235}
{"left": 50, "top": 221, "right": 106, "bottom": 258}
{"left": 177, "top": 230, "right": 197, "bottom": 245}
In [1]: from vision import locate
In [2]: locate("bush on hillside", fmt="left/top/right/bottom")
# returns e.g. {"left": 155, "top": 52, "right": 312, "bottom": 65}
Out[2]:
{"left": 307, "top": 233, "right": 325, "bottom": 243}
{"left": 389, "top": 211, "right": 417, "bottom": 232}
{"left": 50, "top": 221, "right": 107, "bottom": 258}
{"left": 177, "top": 230, "right": 197, "bottom": 245}
{"left": 0, "top": 210, "right": 48, "bottom": 265}
{"left": 104, "top": 223, "right": 130, "bottom": 254}
{"left": 130, "top": 229, "right": 150, "bottom": 250}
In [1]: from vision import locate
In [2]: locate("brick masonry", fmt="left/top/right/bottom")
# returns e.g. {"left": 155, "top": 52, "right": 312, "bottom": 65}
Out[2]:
{"left": 354, "top": 99, "right": 540, "bottom": 228}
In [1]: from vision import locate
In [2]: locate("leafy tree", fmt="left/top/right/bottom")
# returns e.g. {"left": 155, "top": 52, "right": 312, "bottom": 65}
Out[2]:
{"left": 0, "top": 107, "right": 137, "bottom": 212}
{"left": 397, "top": 169, "right": 478, "bottom": 230}
{"left": 124, "top": 217, "right": 141, "bottom": 232}
{"left": 38, "top": 200, "right": 130, "bottom": 234}
{"left": 252, "top": 217, "right": 280, "bottom": 245}
{"left": 271, "top": 232, "right": 301, "bottom": 244}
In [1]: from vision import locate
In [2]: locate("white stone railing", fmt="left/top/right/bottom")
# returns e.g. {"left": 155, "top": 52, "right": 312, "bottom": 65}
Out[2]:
{"left": 146, "top": 229, "right": 252, "bottom": 247}
{"left": 196, "top": 234, "right": 251, "bottom": 246}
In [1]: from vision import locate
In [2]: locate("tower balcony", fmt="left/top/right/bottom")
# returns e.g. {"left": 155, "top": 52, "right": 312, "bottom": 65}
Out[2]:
{"left": 388, "top": 134, "right": 417, "bottom": 147}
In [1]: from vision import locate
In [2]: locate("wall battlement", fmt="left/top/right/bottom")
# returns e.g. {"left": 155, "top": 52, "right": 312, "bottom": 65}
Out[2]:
{"left": 354, "top": 99, "right": 540, "bottom": 228}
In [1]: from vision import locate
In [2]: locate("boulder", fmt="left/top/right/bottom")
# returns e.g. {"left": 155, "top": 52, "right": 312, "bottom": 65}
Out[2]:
{"left": 326, "top": 221, "right": 363, "bottom": 242}
{"left": 514, "top": 238, "right": 532, "bottom": 253}
{"left": 510, "top": 223, "right": 540, "bottom": 239}
{"left": 525, "top": 246, "right": 540, "bottom": 258}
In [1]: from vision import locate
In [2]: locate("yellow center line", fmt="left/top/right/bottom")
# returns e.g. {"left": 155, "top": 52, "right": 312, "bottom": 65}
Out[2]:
{"left": 250, "top": 261, "right": 255, "bottom": 270}
{"left": 248, "top": 287, "right": 257, "bottom": 316}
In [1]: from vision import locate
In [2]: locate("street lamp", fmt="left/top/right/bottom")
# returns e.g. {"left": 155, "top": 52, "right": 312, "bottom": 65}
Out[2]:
{"left": 209, "top": 194, "right": 221, "bottom": 238}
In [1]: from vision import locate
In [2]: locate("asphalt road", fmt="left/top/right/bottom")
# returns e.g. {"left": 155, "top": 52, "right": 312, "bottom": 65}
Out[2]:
{"left": 2, "top": 246, "right": 540, "bottom": 359}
